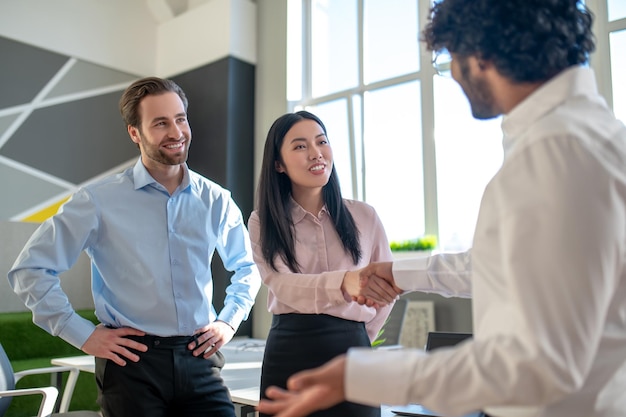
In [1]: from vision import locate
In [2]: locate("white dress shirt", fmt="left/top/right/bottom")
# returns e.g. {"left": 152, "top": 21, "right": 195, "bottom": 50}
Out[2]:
{"left": 345, "top": 66, "right": 626, "bottom": 417}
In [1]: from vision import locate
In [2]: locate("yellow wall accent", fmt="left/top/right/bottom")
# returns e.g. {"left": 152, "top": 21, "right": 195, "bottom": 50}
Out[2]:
{"left": 21, "top": 196, "right": 70, "bottom": 222}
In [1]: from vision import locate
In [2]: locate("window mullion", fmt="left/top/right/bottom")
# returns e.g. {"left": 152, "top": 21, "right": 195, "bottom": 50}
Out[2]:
{"left": 587, "top": 0, "right": 613, "bottom": 110}
{"left": 419, "top": 0, "right": 439, "bottom": 238}
{"left": 354, "top": 0, "right": 364, "bottom": 201}
{"left": 302, "top": 0, "right": 313, "bottom": 103}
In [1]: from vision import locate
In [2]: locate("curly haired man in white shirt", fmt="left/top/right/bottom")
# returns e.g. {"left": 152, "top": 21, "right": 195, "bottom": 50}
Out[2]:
{"left": 256, "top": 1, "right": 626, "bottom": 416}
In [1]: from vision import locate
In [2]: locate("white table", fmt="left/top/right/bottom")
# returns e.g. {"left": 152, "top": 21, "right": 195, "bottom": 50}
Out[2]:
{"left": 51, "top": 337, "right": 264, "bottom": 417}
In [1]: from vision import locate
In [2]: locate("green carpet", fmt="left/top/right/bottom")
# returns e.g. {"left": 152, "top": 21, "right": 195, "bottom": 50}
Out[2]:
{"left": 0, "top": 311, "right": 100, "bottom": 416}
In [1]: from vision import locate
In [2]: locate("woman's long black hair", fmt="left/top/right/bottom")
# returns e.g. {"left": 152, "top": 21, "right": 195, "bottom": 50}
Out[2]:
{"left": 256, "top": 110, "right": 361, "bottom": 272}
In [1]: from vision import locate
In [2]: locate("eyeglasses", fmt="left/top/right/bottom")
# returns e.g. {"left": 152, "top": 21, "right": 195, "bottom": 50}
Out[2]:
{"left": 432, "top": 49, "right": 452, "bottom": 77}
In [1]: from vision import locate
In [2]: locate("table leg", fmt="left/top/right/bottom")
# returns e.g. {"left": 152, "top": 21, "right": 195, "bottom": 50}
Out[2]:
{"left": 51, "top": 373, "right": 62, "bottom": 412}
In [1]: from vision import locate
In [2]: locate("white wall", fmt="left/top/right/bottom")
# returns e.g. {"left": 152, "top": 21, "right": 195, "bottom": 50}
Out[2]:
{"left": 157, "top": 0, "right": 256, "bottom": 76}
{"left": 0, "top": 0, "right": 256, "bottom": 77}
{"left": 0, "top": 0, "right": 158, "bottom": 75}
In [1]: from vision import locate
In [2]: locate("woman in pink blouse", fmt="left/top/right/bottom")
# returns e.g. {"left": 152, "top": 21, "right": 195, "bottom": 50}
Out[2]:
{"left": 248, "top": 111, "right": 395, "bottom": 417}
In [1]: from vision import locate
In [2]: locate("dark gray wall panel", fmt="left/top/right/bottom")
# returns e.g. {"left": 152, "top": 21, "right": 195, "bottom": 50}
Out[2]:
{"left": 225, "top": 58, "right": 255, "bottom": 218}
{"left": 0, "top": 113, "right": 19, "bottom": 135}
{"left": 173, "top": 57, "right": 256, "bottom": 337}
{"left": 0, "top": 164, "right": 68, "bottom": 219}
{"left": 0, "top": 91, "right": 137, "bottom": 184}
{"left": 0, "top": 37, "right": 68, "bottom": 108}
{"left": 175, "top": 57, "right": 255, "bottom": 219}
{"left": 175, "top": 61, "right": 230, "bottom": 188}
{"left": 46, "top": 61, "right": 139, "bottom": 99}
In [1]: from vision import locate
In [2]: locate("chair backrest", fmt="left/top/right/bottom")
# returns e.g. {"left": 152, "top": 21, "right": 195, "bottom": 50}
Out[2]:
{"left": 0, "top": 343, "right": 16, "bottom": 416}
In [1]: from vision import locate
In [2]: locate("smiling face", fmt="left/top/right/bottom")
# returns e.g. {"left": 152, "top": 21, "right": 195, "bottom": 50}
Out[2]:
{"left": 276, "top": 118, "right": 333, "bottom": 198}
{"left": 128, "top": 91, "right": 192, "bottom": 170}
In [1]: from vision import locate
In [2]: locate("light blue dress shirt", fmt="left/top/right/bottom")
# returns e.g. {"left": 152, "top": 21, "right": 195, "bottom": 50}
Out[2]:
{"left": 8, "top": 158, "right": 261, "bottom": 349}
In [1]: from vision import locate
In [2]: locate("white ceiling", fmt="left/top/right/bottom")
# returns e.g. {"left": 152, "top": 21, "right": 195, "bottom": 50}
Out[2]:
{"left": 145, "top": 0, "right": 205, "bottom": 22}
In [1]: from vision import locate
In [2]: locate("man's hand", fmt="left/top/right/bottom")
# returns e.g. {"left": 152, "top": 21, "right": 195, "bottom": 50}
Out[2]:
{"left": 342, "top": 267, "right": 398, "bottom": 306}
{"left": 351, "top": 262, "right": 403, "bottom": 306}
{"left": 256, "top": 355, "right": 347, "bottom": 417}
{"left": 189, "top": 320, "right": 235, "bottom": 358}
{"left": 81, "top": 324, "right": 147, "bottom": 366}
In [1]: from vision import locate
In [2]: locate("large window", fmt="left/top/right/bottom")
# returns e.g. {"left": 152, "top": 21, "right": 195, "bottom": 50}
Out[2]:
{"left": 590, "top": 0, "right": 626, "bottom": 123}
{"left": 286, "top": 0, "right": 625, "bottom": 251}
{"left": 609, "top": 29, "right": 625, "bottom": 121}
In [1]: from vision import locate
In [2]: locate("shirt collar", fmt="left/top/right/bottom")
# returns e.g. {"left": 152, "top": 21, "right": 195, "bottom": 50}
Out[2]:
{"left": 289, "top": 197, "right": 329, "bottom": 223}
{"left": 501, "top": 66, "right": 600, "bottom": 158}
{"left": 131, "top": 157, "right": 190, "bottom": 192}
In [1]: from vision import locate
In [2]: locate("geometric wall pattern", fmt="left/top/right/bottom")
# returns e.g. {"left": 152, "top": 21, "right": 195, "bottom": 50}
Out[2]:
{"left": 0, "top": 36, "right": 140, "bottom": 221}
{"left": 0, "top": 1, "right": 259, "bottom": 336}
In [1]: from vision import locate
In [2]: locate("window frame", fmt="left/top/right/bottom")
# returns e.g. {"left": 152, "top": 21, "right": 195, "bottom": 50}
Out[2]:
{"left": 281, "top": 0, "right": 624, "bottom": 247}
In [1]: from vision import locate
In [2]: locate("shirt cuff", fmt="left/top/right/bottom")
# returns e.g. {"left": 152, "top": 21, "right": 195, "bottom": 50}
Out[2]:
{"left": 320, "top": 270, "right": 351, "bottom": 304}
{"left": 345, "top": 347, "right": 426, "bottom": 407}
{"left": 58, "top": 313, "right": 97, "bottom": 350}
{"left": 217, "top": 304, "right": 247, "bottom": 332}
{"left": 392, "top": 257, "right": 430, "bottom": 291}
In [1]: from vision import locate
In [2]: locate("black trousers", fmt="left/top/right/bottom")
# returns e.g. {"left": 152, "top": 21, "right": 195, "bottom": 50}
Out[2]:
{"left": 95, "top": 334, "right": 235, "bottom": 417}
{"left": 260, "top": 314, "right": 380, "bottom": 417}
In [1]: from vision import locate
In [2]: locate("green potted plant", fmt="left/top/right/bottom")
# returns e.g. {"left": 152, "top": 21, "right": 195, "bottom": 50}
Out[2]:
{"left": 390, "top": 235, "right": 437, "bottom": 259}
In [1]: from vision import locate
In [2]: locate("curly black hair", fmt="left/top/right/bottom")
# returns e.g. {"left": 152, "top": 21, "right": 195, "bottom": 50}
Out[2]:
{"left": 422, "top": 0, "right": 596, "bottom": 83}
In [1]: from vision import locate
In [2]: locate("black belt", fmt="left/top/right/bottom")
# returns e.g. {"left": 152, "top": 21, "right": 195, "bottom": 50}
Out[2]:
{"left": 125, "top": 333, "right": 201, "bottom": 349}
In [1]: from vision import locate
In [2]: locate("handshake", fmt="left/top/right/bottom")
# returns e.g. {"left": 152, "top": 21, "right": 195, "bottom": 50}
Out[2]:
{"left": 341, "top": 262, "right": 404, "bottom": 307}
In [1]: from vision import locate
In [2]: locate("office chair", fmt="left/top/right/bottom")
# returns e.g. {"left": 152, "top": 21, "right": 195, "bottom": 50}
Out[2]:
{"left": 0, "top": 343, "right": 100, "bottom": 416}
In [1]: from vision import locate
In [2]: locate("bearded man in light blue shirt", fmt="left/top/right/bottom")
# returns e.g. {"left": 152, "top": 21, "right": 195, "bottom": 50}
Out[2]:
{"left": 8, "top": 77, "right": 262, "bottom": 417}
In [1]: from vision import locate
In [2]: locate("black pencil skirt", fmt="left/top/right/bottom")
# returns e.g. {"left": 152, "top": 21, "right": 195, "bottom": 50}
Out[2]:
{"left": 259, "top": 313, "right": 380, "bottom": 417}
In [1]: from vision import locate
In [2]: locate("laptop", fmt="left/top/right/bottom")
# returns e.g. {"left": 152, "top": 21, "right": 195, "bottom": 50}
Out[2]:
{"left": 390, "top": 403, "right": 483, "bottom": 417}
{"left": 390, "top": 332, "right": 484, "bottom": 417}
{"left": 425, "top": 331, "right": 472, "bottom": 351}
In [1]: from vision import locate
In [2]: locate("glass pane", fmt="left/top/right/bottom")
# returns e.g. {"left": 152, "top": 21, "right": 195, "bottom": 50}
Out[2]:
{"left": 610, "top": 29, "right": 626, "bottom": 123}
{"left": 307, "top": 100, "right": 354, "bottom": 199}
{"left": 434, "top": 76, "right": 503, "bottom": 251}
{"left": 287, "top": 0, "right": 303, "bottom": 101}
{"left": 608, "top": 0, "right": 626, "bottom": 21}
{"left": 311, "top": 0, "right": 358, "bottom": 97}
{"left": 364, "top": 0, "right": 419, "bottom": 84}
{"left": 364, "top": 81, "right": 423, "bottom": 242}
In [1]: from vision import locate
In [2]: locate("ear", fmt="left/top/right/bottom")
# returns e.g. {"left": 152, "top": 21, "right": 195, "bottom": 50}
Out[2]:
{"left": 128, "top": 125, "right": 141, "bottom": 145}
{"left": 275, "top": 160, "right": 285, "bottom": 173}
{"left": 476, "top": 57, "right": 494, "bottom": 72}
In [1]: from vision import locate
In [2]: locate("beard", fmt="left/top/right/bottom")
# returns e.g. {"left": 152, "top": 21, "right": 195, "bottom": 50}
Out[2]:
{"left": 139, "top": 131, "right": 190, "bottom": 166}
{"left": 458, "top": 58, "right": 499, "bottom": 120}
